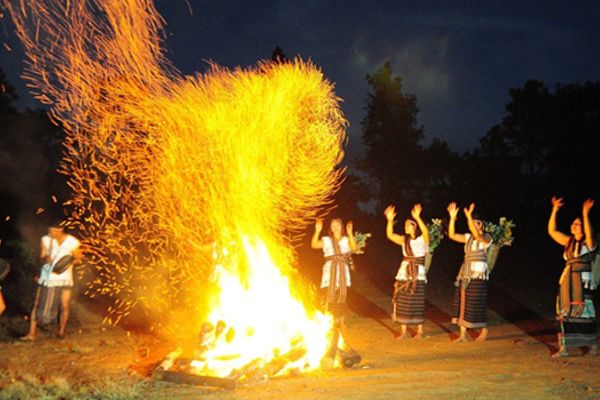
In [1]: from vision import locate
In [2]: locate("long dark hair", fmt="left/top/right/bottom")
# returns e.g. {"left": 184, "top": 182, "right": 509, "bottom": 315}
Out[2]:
{"left": 405, "top": 218, "right": 421, "bottom": 239}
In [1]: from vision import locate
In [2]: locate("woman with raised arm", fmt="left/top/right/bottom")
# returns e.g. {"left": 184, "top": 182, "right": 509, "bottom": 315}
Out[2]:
{"left": 385, "top": 204, "right": 430, "bottom": 339}
{"left": 447, "top": 202, "right": 493, "bottom": 342}
{"left": 311, "top": 217, "right": 357, "bottom": 322}
{"left": 548, "top": 197, "right": 598, "bottom": 357}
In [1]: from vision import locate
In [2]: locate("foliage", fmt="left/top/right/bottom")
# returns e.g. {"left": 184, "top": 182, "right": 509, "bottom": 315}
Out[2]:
{"left": 427, "top": 218, "right": 445, "bottom": 252}
{"left": 358, "top": 61, "right": 425, "bottom": 210}
{"left": 354, "top": 231, "right": 372, "bottom": 255}
{"left": 484, "top": 217, "right": 515, "bottom": 248}
{"left": 5, "top": 239, "right": 37, "bottom": 267}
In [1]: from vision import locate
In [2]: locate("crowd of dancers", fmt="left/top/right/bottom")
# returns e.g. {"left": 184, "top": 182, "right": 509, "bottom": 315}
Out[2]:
{"left": 312, "top": 198, "right": 598, "bottom": 358}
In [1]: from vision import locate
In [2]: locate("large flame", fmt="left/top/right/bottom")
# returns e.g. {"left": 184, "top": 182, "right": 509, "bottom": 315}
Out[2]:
{"left": 191, "top": 235, "right": 332, "bottom": 377}
{"left": 4, "top": 0, "right": 346, "bottom": 372}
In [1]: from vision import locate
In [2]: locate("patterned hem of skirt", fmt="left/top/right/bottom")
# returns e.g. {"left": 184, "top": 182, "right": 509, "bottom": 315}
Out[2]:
{"left": 562, "top": 334, "right": 598, "bottom": 347}
{"left": 394, "top": 318, "right": 424, "bottom": 325}
{"left": 451, "top": 317, "right": 487, "bottom": 329}
{"left": 558, "top": 316, "right": 597, "bottom": 323}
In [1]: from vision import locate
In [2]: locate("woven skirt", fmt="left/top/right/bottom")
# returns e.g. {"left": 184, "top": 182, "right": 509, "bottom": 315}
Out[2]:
{"left": 452, "top": 279, "right": 488, "bottom": 329}
{"left": 557, "top": 291, "right": 598, "bottom": 347}
{"left": 393, "top": 281, "right": 426, "bottom": 325}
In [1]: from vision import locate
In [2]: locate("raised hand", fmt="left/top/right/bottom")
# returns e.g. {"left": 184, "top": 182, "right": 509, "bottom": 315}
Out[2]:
{"left": 315, "top": 218, "right": 324, "bottom": 233}
{"left": 551, "top": 196, "right": 564, "bottom": 212}
{"left": 447, "top": 202, "right": 459, "bottom": 219}
{"left": 463, "top": 203, "right": 475, "bottom": 219}
{"left": 346, "top": 220, "right": 354, "bottom": 235}
{"left": 411, "top": 203, "right": 422, "bottom": 220}
{"left": 384, "top": 205, "right": 396, "bottom": 222}
{"left": 583, "top": 198, "right": 594, "bottom": 215}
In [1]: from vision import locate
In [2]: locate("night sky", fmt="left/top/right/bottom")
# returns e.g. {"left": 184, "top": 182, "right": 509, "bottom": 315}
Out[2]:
{"left": 1, "top": 0, "right": 599, "bottom": 159}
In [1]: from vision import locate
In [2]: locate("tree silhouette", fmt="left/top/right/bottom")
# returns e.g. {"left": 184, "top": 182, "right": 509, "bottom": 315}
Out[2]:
{"left": 358, "top": 62, "right": 424, "bottom": 212}
{"left": 271, "top": 46, "right": 289, "bottom": 64}
{"left": 0, "top": 68, "right": 19, "bottom": 116}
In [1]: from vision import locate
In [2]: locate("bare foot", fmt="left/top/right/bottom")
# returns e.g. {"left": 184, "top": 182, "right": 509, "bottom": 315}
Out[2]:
{"left": 474, "top": 328, "right": 488, "bottom": 342}
{"left": 413, "top": 333, "right": 424, "bottom": 339}
{"left": 587, "top": 345, "right": 599, "bottom": 356}
{"left": 396, "top": 332, "right": 410, "bottom": 340}
{"left": 20, "top": 334, "right": 35, "bottom": 341}
{"left": 453, "top": 335, "right": 468, "bottom": 343}
{"left": 551, "top": 349, "right": 569, "bottom": 358}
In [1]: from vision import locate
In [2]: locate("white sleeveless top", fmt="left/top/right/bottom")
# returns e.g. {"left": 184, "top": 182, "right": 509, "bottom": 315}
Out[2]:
{"left": 39, "top": 234, "right": 80, "bottom": 287}
{"left": 395, "top": 235, "right": 428, "bottom": 281}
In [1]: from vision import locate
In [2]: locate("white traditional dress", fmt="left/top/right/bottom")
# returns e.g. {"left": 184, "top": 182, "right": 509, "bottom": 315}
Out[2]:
{"left": 320, "top": 235, "right": 352, "bottom": 316}
{"left": 451, "top": 233, "right": 492, "bottom": 329}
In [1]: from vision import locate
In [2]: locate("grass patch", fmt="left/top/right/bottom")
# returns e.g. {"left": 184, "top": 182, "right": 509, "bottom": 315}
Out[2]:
{"left": 0, "top": 370, "right": 146, "bottom": 400}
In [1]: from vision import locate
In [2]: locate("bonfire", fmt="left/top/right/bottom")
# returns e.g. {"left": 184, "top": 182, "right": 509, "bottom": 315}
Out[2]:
{"left": 4, "top": 0, "right": 354, "bottom": 384}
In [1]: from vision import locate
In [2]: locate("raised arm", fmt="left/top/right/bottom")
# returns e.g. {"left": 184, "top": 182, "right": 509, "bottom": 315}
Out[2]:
{"left": 583, "top": 198, "right": 596, "bottom": 250}
{"left": 447, "top": 202, "right": 467, "bottom": 243}
{"left": 464, "top": 203, "right": 491, "bottom": 245}
{"left": 311, "top": 218, "right": 324, "bottom": 249}
{"left": 411, "top": 204, "right": 429, "bottom": 247}
{"left": 40, "top": 237, "right": 50, "bottom": 264}
{"left": 346, "top": 220, "right": 358, "bottom": 253}
{"left": 384, "top": 205, "right": 405, "bottom": 246}
{"left": 547, "top": 197, "right": 570, "bottom": 246}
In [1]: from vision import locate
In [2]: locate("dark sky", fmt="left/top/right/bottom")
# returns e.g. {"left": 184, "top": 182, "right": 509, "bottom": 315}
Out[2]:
{"left": 2, "top": 0, "right": 599, "bottom": 159}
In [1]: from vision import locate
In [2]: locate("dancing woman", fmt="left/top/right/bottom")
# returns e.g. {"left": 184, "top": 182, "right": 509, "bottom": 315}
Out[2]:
{"left": 385, "top": 204, "right": 430, "bottom": 339}
{"left": 311, "top": 217, "right": 357, "bottom": 321}
{"left": 448, "top": 202, "right": 492, "bottom": 342}
{"left": 548, "top": 197, "right": 598, "bottom": 357}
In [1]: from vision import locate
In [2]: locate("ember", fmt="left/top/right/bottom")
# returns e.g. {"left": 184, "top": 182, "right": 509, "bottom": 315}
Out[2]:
{"left": 5, "top": 0, "right": 348, "bottom": 379}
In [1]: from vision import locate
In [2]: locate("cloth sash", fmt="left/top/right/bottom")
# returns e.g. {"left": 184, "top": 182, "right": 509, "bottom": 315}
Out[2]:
{"left": 558, "top": 238, "right": 593, "bottom": 318}
{"left": 324, "top": 237, "right": 351, "bottom": 304}
{"left": 455, "top": 236, "right": 488, "bottom": 288}
{"left": 398, "top": 237, "right": 425, "bottom": 294}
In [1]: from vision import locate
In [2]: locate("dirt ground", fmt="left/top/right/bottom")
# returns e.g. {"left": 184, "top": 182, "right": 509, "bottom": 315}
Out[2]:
{"left": 2, "top": 266, "right": 600, "bottom": 400}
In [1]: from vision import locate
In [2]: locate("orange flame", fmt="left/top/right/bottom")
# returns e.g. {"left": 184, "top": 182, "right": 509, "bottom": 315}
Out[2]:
{"left": 4, "top": 0, "right": 346, "bottom": 368}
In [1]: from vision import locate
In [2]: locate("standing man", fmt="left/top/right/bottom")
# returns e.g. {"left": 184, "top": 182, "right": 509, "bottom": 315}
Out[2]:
{"left": 22, "top": 222, "right": 81, "bottom": 340}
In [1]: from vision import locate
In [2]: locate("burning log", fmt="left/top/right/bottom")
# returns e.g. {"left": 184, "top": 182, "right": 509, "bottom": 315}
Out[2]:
{"left": 262, "top": 346, "right": 307, "bottom": 377}
{"left": 155, "top": 370, "right": 236, "bottom": 390}
{"left": 153, "top": 347, "right": 236, "bottom": 389}
{"left": 227, "top": 358, "right": 266, "bottom": 381}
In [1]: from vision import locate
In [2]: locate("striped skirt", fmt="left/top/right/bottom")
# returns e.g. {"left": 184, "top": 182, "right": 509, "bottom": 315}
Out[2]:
{"left": 452, "top": 279, "right": 488, "bottom": 329}
{"left": 392, "top": 281, "right": 426, "bottom": 325}
{"left": 557, "top": 291, "right": 597, "bottom": 348}
{"left": 34, "top": 285, "right": 68, "bottom": 325}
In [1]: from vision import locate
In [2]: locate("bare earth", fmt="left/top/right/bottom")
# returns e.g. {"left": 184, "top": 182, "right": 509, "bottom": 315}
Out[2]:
{"left": 2, "top": 270, "right": 600, "bottom": 400}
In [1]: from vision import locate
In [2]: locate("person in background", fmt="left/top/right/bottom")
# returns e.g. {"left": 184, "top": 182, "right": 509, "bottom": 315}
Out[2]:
{"left": 385, "top": 204, "right": 430, "bottom": 339}
{"left": 548, "top": 197, "right": 598, "bottom": 357}
{"left": 311, "top": 217, "right": 357, "bottom": 324}
{"left": 447, "top": 202, "right": 493, "bottom": 342}
{"left": 22, "top": 223, "right": 81, "bottom": 340}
